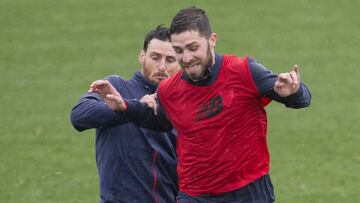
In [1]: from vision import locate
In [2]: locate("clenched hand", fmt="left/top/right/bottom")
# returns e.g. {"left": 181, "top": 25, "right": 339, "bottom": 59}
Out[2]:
{"left": 274, "top": 65, "right": 301, "bottom": 97}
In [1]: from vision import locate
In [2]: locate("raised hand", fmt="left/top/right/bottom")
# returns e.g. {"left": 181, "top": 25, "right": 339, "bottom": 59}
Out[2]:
{"left": 274, "top": 65, "right": 301, "bottom": 97}
{"left": 89, "top": 80, "right": 127, "bottom": 112}
{"left": 89, "top": 80, "right": 120, "bottom": 97}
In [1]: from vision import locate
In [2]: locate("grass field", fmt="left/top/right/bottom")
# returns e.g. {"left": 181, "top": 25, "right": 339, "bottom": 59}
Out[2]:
{"left": 1, "top": 0, "right": 360, "bottom": 202}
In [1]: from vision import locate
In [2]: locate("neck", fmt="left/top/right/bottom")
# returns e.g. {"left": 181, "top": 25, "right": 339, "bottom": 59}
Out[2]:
{"left": 211, "top": 51, "right": 216, "bottom": 66}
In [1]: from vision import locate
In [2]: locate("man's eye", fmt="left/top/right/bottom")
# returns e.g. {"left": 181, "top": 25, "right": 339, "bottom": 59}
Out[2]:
{"left": 189, "top": 46, "right": 198, "bottom": 51}
{"left": 174, "top": 48, "right": 182, "bottom": 54}
{"left": 167, "top": 58, "right": 176, "bottom": 63}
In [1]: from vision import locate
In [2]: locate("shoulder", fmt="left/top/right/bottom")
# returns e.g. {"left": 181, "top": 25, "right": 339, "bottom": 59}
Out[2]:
{"left": 220, "top": 54, "right": 250, "bottom": 74}
{"left": 158, "top": 70, "right": 183, "bottom": 98}
{"left": 104, "top": 74, "right": 127, "bottom": 90}
{"left": 222, "top": 54, "right": 249, "bottom": 67}
{"left": 159, "top": 71, "right": 183, "bottom": 89}
{"left": 247, "top": 57, "right": 273, "bottom": 76}
{"left": 105, "top": 74, "right": 125, "bottom": 83}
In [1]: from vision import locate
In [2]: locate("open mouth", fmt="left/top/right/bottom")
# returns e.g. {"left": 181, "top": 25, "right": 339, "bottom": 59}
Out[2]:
{"left": 184, "top": 63, "right": 201, "bottom": 73}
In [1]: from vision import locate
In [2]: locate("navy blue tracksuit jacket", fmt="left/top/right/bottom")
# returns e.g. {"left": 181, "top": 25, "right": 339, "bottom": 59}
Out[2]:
{"left": 71, "top": 71, "right": 178, "bottom": 203}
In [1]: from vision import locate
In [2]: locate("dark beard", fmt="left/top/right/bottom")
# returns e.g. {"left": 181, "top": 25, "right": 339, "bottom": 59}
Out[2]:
{"left": 185, "top": 46, "right": 213, "bottom": 81}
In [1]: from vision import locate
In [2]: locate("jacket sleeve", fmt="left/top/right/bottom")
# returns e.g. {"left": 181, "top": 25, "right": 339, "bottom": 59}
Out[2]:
{"left": 70, "top": 92, "right": 131, "bottom": 132}
{"left": 248, "top": 57, "right": 311, "bottom": 109}
{"left": 122, "top": 98, "right": 173, "bottom": 132}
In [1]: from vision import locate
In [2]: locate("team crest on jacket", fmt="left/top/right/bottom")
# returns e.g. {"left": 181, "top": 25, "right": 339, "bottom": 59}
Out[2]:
{"left": 195, "top": 95, "right": 223, "bottom": 121}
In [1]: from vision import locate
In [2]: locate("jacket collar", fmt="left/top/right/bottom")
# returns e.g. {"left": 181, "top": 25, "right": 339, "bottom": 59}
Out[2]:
{"left": 132, "top": 71, "right": 157, "bottom": 93}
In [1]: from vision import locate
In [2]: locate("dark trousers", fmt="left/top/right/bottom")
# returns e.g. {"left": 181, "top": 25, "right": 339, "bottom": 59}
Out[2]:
{"left": 177, "top": 174, "right": 275, "bottom": 203}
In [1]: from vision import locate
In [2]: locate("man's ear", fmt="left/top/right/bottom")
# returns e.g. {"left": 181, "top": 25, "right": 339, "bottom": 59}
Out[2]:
{"left": 139, "top": 49, "right": 145, "bottom": 66}
{"left": 209, "top": 33, "right": 217, "bottom": 49}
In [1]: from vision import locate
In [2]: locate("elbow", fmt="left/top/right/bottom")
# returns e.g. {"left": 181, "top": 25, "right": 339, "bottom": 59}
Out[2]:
{"left": 301, "top": 91, "right": 312, "bottom": 108}
{"left": 70, "top": 110, "right": 86, "bottom": 132}
{"left": 300, "top": 85, "right": 312, "bottom": 108}
{"left": 297, "top": 101, "right": 311, "bottom": 109}
{"left": 288, "top": 87, "right": 312, "bottom": 109}
{"left": 304, "top": 97, "right": 311, "bottom": 108}
{"left": 288, "top": 97, "right": 311, "bottom": 109}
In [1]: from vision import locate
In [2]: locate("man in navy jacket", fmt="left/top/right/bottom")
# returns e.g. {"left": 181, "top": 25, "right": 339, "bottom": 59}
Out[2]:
{"left": 70, "top": 26, "right": 179, "bottom": 203}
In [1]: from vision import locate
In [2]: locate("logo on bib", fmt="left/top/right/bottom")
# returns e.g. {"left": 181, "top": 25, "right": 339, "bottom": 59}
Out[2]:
{"left": 195, "top": 95, "right": 223, "bottom": 121}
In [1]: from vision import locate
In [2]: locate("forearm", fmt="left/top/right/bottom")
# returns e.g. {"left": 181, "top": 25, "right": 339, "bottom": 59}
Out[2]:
{"left": 70, "top": 93, "right": 131, "bottom": 131}
{"left": 265, "top": 83, "right": 311, "bottom": 108}
{"left": 248, "top": 57, "right": 311, "bottom": 109}
{"left": 122, "top": 99, "right": 173, "bottom": 132}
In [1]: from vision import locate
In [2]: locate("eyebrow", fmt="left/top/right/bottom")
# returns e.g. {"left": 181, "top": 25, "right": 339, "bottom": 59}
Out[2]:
{"left": 173, "top": 41, "right": 199, "bottom": 49}
{"left": 148, "top": 51, "right": 166, "bottom": 57}
{"left": 185, "top": 42, "right": 199, "bottom": 48}
{"left": 149, "top": 51, "right": 176, "bottom": 58}
{"left": 149, "top": 51, "right": 161, "bottom": 55}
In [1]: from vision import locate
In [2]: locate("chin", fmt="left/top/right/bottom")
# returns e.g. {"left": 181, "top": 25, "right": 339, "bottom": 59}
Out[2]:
{"left": 188, "top": 70, "right": 206, "bottom": 80}
{"left": 188, "top": 74, "right": 201, "bottom": 81}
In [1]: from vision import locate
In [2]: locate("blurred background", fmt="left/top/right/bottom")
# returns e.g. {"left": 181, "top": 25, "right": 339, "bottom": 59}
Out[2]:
{"left": 1, "top": 0, "right": 359, "bottom": 202}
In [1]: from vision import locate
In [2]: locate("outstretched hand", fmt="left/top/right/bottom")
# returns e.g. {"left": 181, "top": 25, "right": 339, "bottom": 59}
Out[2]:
{"left": 89, "top": 80, "right": 127, "bottom": 112}
{"left": 274, "top": 65, "right": 301, "bottom": 97}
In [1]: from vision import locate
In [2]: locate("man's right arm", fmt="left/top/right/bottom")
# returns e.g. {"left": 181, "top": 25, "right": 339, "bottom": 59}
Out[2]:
{"left": 92, "top": 80, "right": 173, "bottom": 132}
{"left": 70, "top": 92, "right": 131, "bottom": 132}
{"left": 123, "top": 98, "right": 173, "bottom": 132}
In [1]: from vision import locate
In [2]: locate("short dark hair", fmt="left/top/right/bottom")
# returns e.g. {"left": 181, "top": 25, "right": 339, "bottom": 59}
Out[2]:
{"left": 170, "top": 6, "right": 212, "bottom": 38}
{"left": 143, "top": 25, "right": 171, "bottom": 52}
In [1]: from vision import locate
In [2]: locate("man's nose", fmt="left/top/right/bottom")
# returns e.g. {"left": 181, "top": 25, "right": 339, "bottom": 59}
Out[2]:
{"left": 182, "top": 50, "right": 193, "bottom": 63}
{"left": 158, "top": 59, "right": 166, "bottom": 71}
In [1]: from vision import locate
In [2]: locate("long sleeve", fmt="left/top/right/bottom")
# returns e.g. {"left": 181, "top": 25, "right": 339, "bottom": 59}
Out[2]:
{"left": 70, "top": 92, "right": 131, "bottom": 131}
{"left": 123, "top": 98, "right": 173, "bottom": 132}
{"left": 248, "top": 57, "right": 311, "bottom": 108}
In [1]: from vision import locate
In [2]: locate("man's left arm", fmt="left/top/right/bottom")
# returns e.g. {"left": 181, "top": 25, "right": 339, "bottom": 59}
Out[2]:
{"left": 248, "top": 57, "right": 311, "bottom": 108}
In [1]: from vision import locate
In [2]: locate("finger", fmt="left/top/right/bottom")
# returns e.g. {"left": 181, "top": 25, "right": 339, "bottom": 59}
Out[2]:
{"left": 293, "top": 64, "right": 300, "bottom": 80}
{"left": 106, "top": 94, "right": 122, "bottom": 103}
{"left": 92, "top": 88, "right": 106, "bottom": 98}
{"left": 90, "top": 80, "right": 100, "bottom": 87}
{"left": 277, "top": 73, "right": 290, "bottom": 83}
{"left": 96, "top": 85, "right": 115, "bottom": 96}
{"left": 90, "top": 80, "right": 105, "bottom": 88}
{"left": 290, "top": 72, "right": 299, "bottom": 87}
{"left": 95, "top": 82, "right": 109, "bottom": 90}
{"left": 91, "top": 80, "right": 109, "bottom": 89}
{"left": 96, "top": 80, "right": 109, "bottom": 85}
{"left": 140, "top": 94, "right": 150, "bottom": 102}
{"left": 88, "top": 87, "right": 101, "bottom": 93}
{"left": 274, "top": 80, "right": 285, "bottom": 89}
{"left": 154, "top": 103, "right": 158, "bottom": 115}
{"left": 106, "top": 94, "right": 126, "bottom": 111}
{"left": 98, "top": 81, "right": 120, "bottom": 96}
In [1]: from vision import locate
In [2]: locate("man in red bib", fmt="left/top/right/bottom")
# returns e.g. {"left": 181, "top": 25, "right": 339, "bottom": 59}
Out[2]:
{"left": 92, "top": 6, "right": 311, "bottom": 203}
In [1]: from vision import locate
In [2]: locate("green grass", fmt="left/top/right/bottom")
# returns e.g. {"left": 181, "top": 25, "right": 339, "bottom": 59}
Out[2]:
{"left": 1, "top": 0, "right": 359, "bottom": 202}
